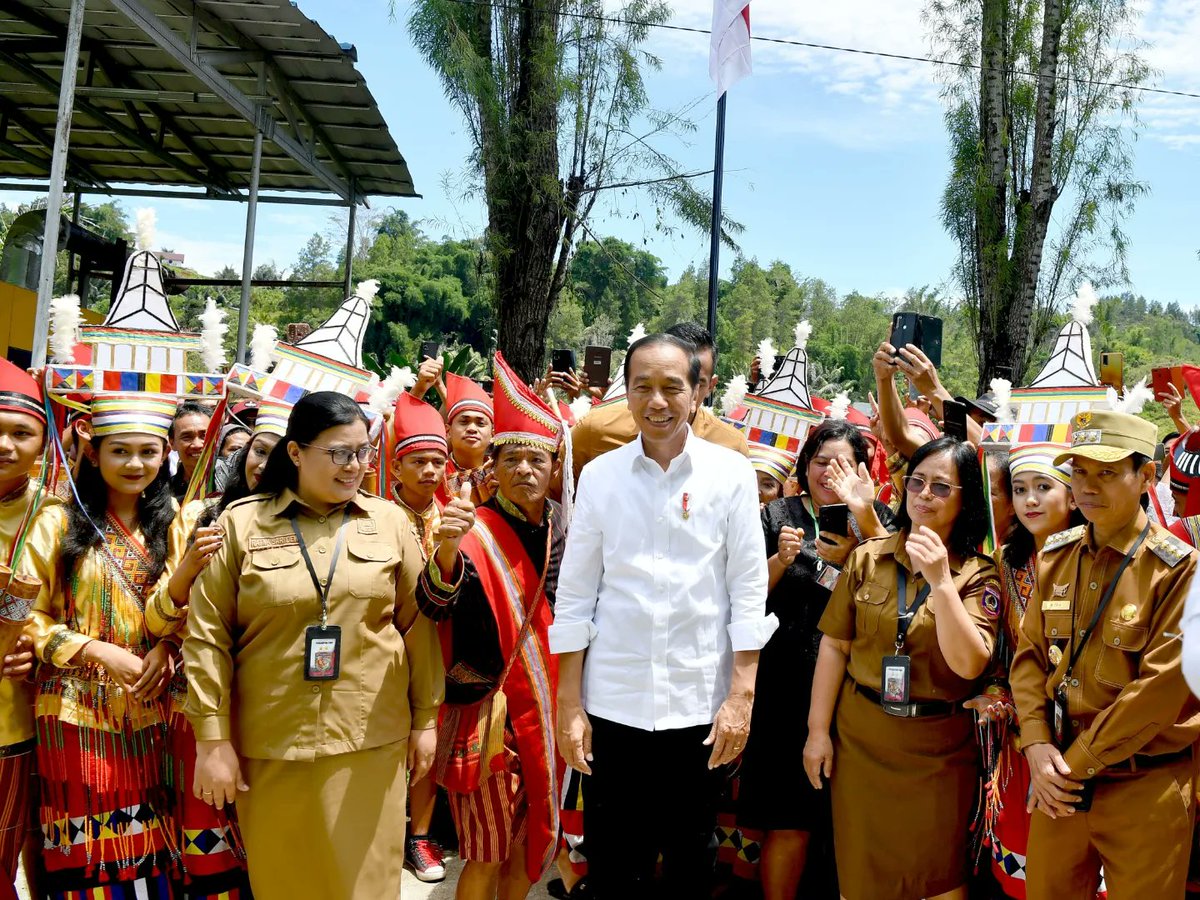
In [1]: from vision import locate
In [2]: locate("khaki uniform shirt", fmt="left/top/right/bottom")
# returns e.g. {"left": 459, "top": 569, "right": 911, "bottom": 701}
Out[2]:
{"left": 819, "top": 531, "right": 1001, "bottom": 702}
{"left": 0, "top": 481, "right": 60, "bottom": 748}
{"left": 1011, "top": 516, "right": 1200, "bottom": 778}
{"left": 183, "top": 488, "right": 444, "bottom": 761}
{"left": 571, "top": 402, "right": 748, "bottom": 481}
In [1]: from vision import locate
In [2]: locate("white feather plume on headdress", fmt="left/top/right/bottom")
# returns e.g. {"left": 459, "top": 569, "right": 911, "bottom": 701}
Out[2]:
{"left": 569, "top": 395, "right": 593, "bottom": 423}
{"left": 356, "top": 279, "right": 380, "bottom": 304}
{"left": 830, "top": 391, "right": 851, "bottom": 421}
{"left": 1105, "top": 385, "right": 1120, "bottom": 410}
{"left": 757, "top": 338, "right": 777, "bottom": 381}
{"left": 199, "top": 297, "right": 227, "bottom": 372}
{"left": 49, "top": 294, "right": 81, "bottom": 364}
{"left": 628, "top": 322, "right": 647, "bottom": 346}
{"left": 367, "top": 365, "right": 415, "bottom": 413}
{"left": 135, "top": 208, "right": 157, "bottom": 252}
{"left": 794, "top": 320, "right": 812, "bottom": 351}
{"left": 249, "top": 323, "right": 279, "bottom": 372}
{"left": 1113, "top": 377, "right": 1154, "bottom": 415}
{"left": 719, "top": 374, "right": 748, "bottom": 416}
{"left": 1071, "top": 282, "right": 1098, "bottom": 326}
{"left": 989, "top": 377, "right": 1015, "bottom": 421}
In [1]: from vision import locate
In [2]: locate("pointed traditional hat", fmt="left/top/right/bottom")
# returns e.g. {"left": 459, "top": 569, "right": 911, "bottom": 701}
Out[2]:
{"left": 1170, "top": 430, "right": 1200, "bottom": 518}
{"left": 492, "top": 352, "right": 561, "bottom": 453}
{"left": 392, "top": 392, "right": 448, "bottom": 458}
{"left": 445, "top": 372, "right": 494, "bottom": 425}
{"left": 0, "top": 358, "right": 45, "bottom": 424}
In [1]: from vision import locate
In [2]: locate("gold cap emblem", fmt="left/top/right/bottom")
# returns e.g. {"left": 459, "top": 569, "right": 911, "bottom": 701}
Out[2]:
{"left": 1049, "top": 645, "right": 1063, "bottom": 666}
{"left": 1120, "top": 603, "right": 1137, "bottom": 622}
{"left": 1075, "top": 411, "right": 1093, "bottom": 428}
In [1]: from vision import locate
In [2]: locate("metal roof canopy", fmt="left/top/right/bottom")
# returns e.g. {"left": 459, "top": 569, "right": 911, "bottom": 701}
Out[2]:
{"left": 0, "top": 0, "right": 420, "bottom": 364}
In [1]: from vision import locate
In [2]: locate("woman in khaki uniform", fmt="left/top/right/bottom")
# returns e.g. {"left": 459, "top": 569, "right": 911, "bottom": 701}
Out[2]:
{"left": 804, "top": 437, "right": 1000, "bottom": 900}
{"left": 183, "top": 391, "right": 444, "bottom": 900}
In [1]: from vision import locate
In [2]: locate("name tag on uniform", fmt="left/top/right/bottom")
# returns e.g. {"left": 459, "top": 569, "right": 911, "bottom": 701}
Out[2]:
{"left": 304, "top": 625, "right": 342, "bottom": 681}
{"left": 1041, "top": 599, "right": 1071, "bottom": 611}
{"left": 816, "top": 561, "right": 840, "bottom": 591}
{"left": 881, "top": 655, "right": 910, "bottom": 704}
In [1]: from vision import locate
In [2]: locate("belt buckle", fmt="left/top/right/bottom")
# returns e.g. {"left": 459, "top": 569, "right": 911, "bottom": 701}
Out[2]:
{"left": 882, "top": 701, "right": 916, "bottom": 718}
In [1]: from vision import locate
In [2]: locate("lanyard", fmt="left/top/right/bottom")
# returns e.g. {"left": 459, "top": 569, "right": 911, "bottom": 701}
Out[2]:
{"left": 288, "top": 510, "right": 350, "bottom": 629}
{"left": 1063, "top": 523, "right": 1150, "bottom": 679}
{"left": 895, "top": 568, "right": 932, "bottom": 652}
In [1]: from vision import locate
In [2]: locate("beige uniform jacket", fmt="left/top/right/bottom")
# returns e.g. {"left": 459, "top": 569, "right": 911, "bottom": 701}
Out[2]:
{"left": 1010, "top": 516, "right": 1200, "bottom": 778}
{"left": 819, "top": 530, "right": 1001, "bottom": 702}
{"left": 570, "top": 402, "right": 749, "bottom": 482}
{"left": 182, "top": 488, "right": 444, "bottom": 762}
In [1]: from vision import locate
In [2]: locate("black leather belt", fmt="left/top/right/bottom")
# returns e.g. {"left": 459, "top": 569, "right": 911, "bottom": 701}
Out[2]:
{"left": 1101, "top": 747, "right": 1193, "bottom": 775}
{"left": 854, "top": 682, "right": 961, "bottom": 718}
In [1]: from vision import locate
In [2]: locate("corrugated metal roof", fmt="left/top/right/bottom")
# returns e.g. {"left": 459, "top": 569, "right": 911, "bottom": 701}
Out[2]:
{"left": 0, "top": 0, "right": 417, "bottom": 201}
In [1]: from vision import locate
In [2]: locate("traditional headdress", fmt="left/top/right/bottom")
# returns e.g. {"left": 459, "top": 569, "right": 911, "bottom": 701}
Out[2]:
{"left": 1170, "top": 430, "right": 1200, "bottom": 518}
{"left": 750, "top": 443, "right": 796, "bottom": 487}
{"left": 251, "top": 398, "right": 292, "bottom": 439}
{"left": 445, "top": 372, "right": 494, "bottom": 425}
{"left": 392, "top": 392, "right": 448, "bottom": 458}
{"left": 492, "top": 352, "right": 562, "bottom": 453}
{"left": 1008, "top": 442, "right": 1072, "bottom": 487}
{"left": 89, "top": 394, "right": 177, "bottom": 441}
{"left": 0, "top": 358, "right": 45, "bottom": 424}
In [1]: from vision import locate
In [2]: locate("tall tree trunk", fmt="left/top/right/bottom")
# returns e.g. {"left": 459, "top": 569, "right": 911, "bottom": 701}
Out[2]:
{"left": 490, "top": 1, "right": 564, "bottom": 383}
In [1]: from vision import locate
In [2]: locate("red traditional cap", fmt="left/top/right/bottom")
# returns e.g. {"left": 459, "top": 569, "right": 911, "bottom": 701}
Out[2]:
{"left": 0, "top": 358, "right": 45, "bottom": 424}
{"left": 905, "top": 407, "right": 940, "bottom": 444}
{"left": 392, "top": 392, "right": 448, "bottom": 458}
{"left": 1170, "top": 430, "right": 1200, "bottom": 517}
{"left": 492, "top": 352, "right": 562, "bottom": 452}
{"left": 445, "top": 372, "right": 493, "bottom": 424}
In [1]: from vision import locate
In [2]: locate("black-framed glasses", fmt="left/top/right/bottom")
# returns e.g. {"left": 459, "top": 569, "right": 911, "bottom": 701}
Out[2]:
{"left": 903, "top": 475, "right": 962, "bottom": 500}
{"left": 303, "top": 443, "right": 378, "bottom": 466}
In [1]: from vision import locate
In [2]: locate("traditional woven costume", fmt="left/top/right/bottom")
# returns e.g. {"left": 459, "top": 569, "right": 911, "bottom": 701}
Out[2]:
{"left": 390, "top": 393, "right": 447, "bottom": 559}
{"left": 438, "top": 373, "right": 494, "bottom": 508}
{"left": 0, "top": 360, "right": 58, "bottom": 900}
{"left": 418, "top": 353, "right": 565, "bottom": 884}
{"left": 23, "top": 395, "right": 183, "bottom": 899}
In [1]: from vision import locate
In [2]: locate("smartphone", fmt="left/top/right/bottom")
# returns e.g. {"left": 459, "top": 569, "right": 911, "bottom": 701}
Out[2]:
{"left": 552, "top": 348, "right": 577, "bottom": 374}
{"left": 419, "top": 340, "right": 440, "bottom": 362}
{"left": 889, "top": 313, "right": 944, "bottom": 368}
{"left": 942, "top": 399, "right": 969, "bottom": 441}
{"left": 1154, "top": 442, "right": 1167, "bottom": 480}
{"left": 890, "top": 313, "right": 918, "bottom": 357}
{"left": 1152, "top": 365, "right": 1185, "bottom": 400}
{"left": 583, "top": 345, "right": 613, "bottom": 389}
{"left": 818, "top": 503, "right": 850, "bottom": 540}
{"left": 1099, "top": 352, "right": 1124, "bottom": 392}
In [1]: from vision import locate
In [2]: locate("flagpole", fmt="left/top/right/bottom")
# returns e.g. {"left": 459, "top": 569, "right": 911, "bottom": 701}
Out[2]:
{"left": 706, "top": 91, "right": 727, "bottom": 349}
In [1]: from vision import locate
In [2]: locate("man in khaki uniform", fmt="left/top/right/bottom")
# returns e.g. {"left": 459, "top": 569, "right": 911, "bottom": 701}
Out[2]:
{"left": 1011, "top": 409, "right": 1200, "bottom": 899}
{"left": 571, "top": 323, "right": 747, "bottom": 480}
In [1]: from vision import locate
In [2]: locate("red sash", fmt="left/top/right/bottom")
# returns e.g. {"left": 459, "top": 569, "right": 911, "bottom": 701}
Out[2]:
{"left": 452, "top": 507, "right": 560, "bottom": 882}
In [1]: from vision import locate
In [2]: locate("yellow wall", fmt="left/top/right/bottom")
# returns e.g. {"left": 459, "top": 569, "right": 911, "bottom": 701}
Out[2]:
{"left": 0, "top": 284, "right": 102, "bottom": 366}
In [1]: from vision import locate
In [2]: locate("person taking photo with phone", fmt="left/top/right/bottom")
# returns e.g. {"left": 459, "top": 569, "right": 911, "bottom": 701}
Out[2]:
{"left": 803, "top": 437, "right": 999, "bottom": 900}
{"left": 1010, "top": 410, "right": 1199, "bottom": 900}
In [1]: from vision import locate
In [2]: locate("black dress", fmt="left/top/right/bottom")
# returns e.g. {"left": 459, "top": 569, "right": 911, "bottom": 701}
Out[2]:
{"left": 738, "top": 496, "right": 895, "bottom": 834}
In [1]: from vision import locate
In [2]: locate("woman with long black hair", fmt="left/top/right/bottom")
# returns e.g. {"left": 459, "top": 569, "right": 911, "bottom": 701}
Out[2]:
{"left": 23, "top": 394, "right": 183, "bottom": 897}
{"left": 803, "top": 437, "right": 1001, "bottom": 900}
{"left": 183, "top": 391, "right": 443, "bottom": 900}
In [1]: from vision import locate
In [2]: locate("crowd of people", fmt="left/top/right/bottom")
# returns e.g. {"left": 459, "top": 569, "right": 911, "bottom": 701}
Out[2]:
{"left": 1, "top": 313, "right": 1199, "bottom": 900}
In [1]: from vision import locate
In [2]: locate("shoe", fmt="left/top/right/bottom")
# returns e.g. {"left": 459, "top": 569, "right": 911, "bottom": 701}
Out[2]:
{"left": 405, "top": 834, "right": 446, "bottom": 882}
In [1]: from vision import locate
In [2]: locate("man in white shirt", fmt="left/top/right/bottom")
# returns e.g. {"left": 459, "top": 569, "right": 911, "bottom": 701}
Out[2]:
{"left": 550, "top": 333, "right": 776, "bottom": 899}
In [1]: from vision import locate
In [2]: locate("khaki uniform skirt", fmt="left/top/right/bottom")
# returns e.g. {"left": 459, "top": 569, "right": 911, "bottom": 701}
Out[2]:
{"left": 238, "top": 739, "right": 408, "bottom": 900}
{"left": 831, "top": 682, "right": 975, "bottom": 900}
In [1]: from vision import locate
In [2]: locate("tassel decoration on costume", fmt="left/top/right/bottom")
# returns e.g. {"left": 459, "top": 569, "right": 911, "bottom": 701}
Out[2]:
{"left": 1071, "top": 281, "right": 1098, "bottom": 325}
{"left": 367, "top": 365, "right": 415, "bottom": 413}
{"left": 830, "top": 391, "right": 851, "bottom": 421}
{"left": 989, "top": 377, "right": 1014, "bottom": 421}
{"left": 49, "top": 294, "right": 82, "bottom": 364}
{"left": 719, "top": 374, "right": 748, "bottom": 416}
{"left": 1113, "top": 377, "right": 1154, "bottom": 415}
{"left": 199, "top": 298, "right": 228, "bottom": 372}
{"left": 794, "top": 320, "right": 812, "bottom": 351}
{"left": 135, "top": 208, "right": 157, "bottom": 252}
{"left": 249, "top": 324, "right": 279, "bottom": 371}
{"left": 757, "top": 338, "right": 777, "bottom": 381}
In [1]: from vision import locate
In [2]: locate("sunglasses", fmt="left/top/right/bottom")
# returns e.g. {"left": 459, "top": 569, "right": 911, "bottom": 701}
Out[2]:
{"left": 303, "top": 443, "right": 378, "bottom": 467}
{"left": 903, "top": 475, "right": 962, "bottom": 500}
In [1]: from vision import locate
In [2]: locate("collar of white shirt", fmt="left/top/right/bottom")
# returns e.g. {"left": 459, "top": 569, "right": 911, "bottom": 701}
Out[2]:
{"left": 630, "top": 424, "right": 697, "bottom": 476}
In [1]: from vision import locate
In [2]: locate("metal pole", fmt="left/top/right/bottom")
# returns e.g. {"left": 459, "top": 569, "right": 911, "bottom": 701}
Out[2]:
{"left": 706, "top": 92, "right": 727, "bottom": 345}
{"left": 67, "top": 191, "right": 81, "bottom": 293}
{"left": 342, "top": 189, "right": 356, "bottom": 298}
{"left": 32, "top": 0, "right": 86, "bottom": 369}
{"left": 235, "top": 68, "right": 265, "bottom": 364}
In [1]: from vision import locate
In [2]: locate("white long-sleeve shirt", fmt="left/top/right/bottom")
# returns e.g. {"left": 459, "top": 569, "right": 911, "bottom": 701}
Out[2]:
{"left": 549, "top": 427, "right": 777, "bottom": 731}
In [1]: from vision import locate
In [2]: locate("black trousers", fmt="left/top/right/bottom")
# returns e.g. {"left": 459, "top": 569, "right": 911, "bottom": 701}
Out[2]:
{"left": 583, "top": 715, "right": 724, "bottom": 900}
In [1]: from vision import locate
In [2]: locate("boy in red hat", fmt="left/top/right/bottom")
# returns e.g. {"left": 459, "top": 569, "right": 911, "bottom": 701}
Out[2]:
{"left": 438, "top": 372, "right": 495, "bottom": 508}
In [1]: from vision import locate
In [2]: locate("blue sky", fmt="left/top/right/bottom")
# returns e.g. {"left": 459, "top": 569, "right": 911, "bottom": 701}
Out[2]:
{"left": 5, "top": 0, "right": 1200, "bottom": 306}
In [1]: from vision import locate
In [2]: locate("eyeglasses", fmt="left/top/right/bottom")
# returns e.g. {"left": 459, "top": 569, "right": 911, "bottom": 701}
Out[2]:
{"left": 303, "top": 443, "right": 378, "bottom": 466}
{"left": 903, "top": 475, "right": 962, "bottom": 500}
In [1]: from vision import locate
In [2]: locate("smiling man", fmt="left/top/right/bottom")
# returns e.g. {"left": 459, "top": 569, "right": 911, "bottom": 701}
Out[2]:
{"left": 1010, "top": 409, "right": 1200, "bottom": 900}
{"left": 551, "top": 333, "right": 775, "bottom": 899}
{"left": 168, "top": 400, "right": 213, "bottom": 500}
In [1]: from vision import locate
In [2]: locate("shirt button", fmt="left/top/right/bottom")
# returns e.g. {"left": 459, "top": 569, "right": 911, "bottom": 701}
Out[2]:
{"left": 1089, "top": 582, "right": 1098, "bottom": 591}
{"left": 1050, "top": 628, "right": 1059, "bottom": 636}
{"left": 318, "top": 546, "right": 327, "bottom": 554}
{"left": 311, "top": 685, "right": 320, "bottom": 694}
{"left": 1087, "top": 767, "right": 1096, "bottom": 775}
{"left": 319, "top": 516, "right": 327, "bottom": 524}
{"left": 1078, "top": 630, "right": 1087, "bottom": 638}
{"left": 1071, "top": 678, "right": 1080, "bottom": 687}
{"left": 320, "top": 578, "right": 327, "bottom": 586}
{"left": 1071, "top": 720, "right": 1080, "bottom": 729}
{"left": 1112, "top": 637, "right": 1121, "bottom": 646}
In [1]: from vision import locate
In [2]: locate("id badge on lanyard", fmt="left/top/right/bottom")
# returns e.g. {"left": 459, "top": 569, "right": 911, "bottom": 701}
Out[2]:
{"left": 883, "top": 569, "right": 931, "bottom": 706}
{"left": 291, "top": 511, "right": 350, "bottom": 683}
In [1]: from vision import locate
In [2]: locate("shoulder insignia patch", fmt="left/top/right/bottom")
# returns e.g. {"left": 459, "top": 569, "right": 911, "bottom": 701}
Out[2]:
{"left": 981, "top": 581, "right": 1001, "bottom": 619}
{"left": 248, "top": 534, "right": 300, "bottom": 551}
{"left": 1150, "top": 531, "right": 1191, "bottom": 568}
{"left": 1044, "top": 525, "right": 1087, "bottom": 553}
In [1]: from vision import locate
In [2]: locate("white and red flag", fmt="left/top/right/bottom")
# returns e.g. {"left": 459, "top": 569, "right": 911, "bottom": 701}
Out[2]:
{"left": 709, "top": 0, "right": 752, "bottom": 97}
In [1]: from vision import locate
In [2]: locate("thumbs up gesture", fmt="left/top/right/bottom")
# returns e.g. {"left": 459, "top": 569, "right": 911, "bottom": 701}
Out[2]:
{"left": 437, "top": 481, "right": 476, "bottom": 546}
